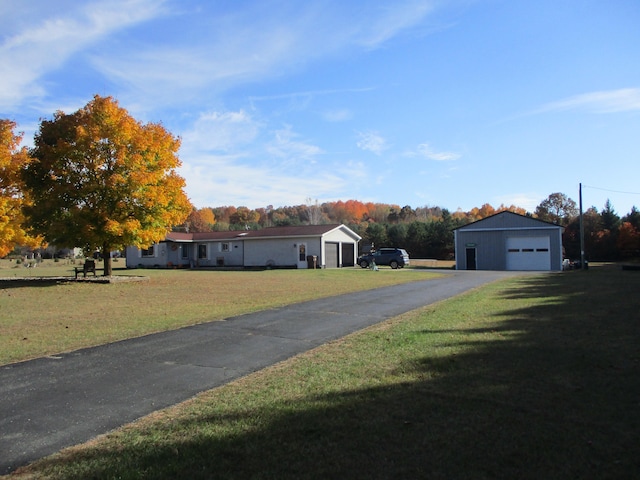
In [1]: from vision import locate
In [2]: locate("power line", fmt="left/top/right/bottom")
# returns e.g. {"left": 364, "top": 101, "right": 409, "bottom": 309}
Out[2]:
{"left": 582, "top": 185, "right": 640, "bottom": 196}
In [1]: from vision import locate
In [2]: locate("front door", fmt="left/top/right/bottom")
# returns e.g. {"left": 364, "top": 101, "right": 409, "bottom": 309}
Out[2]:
{"left": 465, "top": 247, "right": 477, "bottom": 270}
{"left": 297, "top": 243, "right": 308, "bottom": 269}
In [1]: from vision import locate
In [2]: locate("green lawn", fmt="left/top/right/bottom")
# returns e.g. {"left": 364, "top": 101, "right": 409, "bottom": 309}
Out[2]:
{"left": 0, "top": 262, "right": 440, "bottom": 365}
{"left": 5, "top": 264, "right": 640, "bottom": 479}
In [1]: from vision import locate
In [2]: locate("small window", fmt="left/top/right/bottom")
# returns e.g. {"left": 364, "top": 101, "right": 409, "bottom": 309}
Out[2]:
{"left": 522, "top": 248, "right": 534, "bottom": 252}
{"left": 141, "top": 245, "right": 154, "bottom": 257}
{"left": 536, "top": 248, "right": 549, "bottom": 252}
{"left": 507, "top": 248, "right": 519, "bottom": 253}
{"left": 221, "top": 242, "right": 230, "bottom": 252}
{"left": 198, "top": 244, "right": 207, "bottom": 259}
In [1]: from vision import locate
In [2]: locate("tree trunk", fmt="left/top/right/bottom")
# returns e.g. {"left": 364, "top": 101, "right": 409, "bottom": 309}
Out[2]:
{"left": 102, "top": 243, "right": 112, "bottom": 276}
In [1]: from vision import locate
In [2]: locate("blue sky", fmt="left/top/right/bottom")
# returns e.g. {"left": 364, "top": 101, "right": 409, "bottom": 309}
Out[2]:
{"left": 2, "top": 0, "right": 639, "bottom": 215}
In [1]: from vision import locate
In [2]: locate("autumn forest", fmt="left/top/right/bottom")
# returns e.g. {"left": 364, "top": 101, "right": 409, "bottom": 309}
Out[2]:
{"left": 183, "top": 195, "right": 640, "bottom": 262}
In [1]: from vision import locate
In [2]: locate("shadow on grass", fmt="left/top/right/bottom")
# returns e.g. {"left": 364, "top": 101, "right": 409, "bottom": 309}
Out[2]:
{"left": 19, "top": 266, "right": 640, "bottom": 479}
{"left": 0, "top": 279, "right": 63, "bottom": 289}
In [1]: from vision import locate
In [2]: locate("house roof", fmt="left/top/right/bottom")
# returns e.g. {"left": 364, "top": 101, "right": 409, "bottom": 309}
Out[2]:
{"left": 165, "top": 224, "right": 361, "bottom": 242}
{"left": 453, "top": 211, "right": 565, "bottom": 231}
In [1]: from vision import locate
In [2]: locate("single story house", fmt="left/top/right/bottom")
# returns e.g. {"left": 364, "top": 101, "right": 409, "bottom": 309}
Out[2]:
{"left": 453, "top": 211, "right": 564, "bottom": 271}
{"left": 126, "top": 224, "right": 362, "bottom": 269}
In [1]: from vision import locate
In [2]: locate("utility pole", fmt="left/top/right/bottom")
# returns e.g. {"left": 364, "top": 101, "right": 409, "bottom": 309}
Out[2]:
{"left": 579, "top": 183, "right": 586, "bottom": 269}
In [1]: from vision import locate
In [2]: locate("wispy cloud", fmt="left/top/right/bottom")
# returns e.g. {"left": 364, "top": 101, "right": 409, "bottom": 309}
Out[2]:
{"left": 1, "top": 0, "right": 437, "bottom": 113}
{"left": 179, "top": 156, "right": 345, "bottom": 209}
{"left": 356, "top": 131, "right": 388, "bottom": 155}
{"left": 266, "top": 125, "right": 323, "bottom": 164}
{"left": 322, "top": 108, "right": 353, "bottom": 122}
{"left": 0, "top": 0, "right": 166, "bottom": 110}
{"left": 249, "top": 87, "right": 374, "bottom": 103}
{"left": 354, "top": 0, "right": 435, "bottom": 48}
{"left": 180, "top": 110, "right": 260, "bottom": 154}
{"left": 412, "top": 143, "right": 460, "bottom": 161}
{"left": 495, "top": 193, "right": 540, "bottom": 212}
{"left": 535, "top": 88, "right": 640, "bottom": 114}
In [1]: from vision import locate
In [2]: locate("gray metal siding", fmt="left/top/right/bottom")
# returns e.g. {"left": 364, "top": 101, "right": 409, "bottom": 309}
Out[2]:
{"left": 456, "top": 228, "right": 563, "bottom": 271}
{"left": 457, "top": 212, "right": 554, "bottom": 231}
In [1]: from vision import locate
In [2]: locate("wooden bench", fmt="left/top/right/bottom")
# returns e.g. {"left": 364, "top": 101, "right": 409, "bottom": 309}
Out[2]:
{"left": 74, "top": 260, "right": 97, "bottom": 278}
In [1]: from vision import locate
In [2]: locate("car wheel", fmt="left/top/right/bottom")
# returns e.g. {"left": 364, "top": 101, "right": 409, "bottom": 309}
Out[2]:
{"left": 390, "top": 260, "right": 399, "bottom": 269}
{"left": 359, "top": 260, "right": 369, "bottom": 268}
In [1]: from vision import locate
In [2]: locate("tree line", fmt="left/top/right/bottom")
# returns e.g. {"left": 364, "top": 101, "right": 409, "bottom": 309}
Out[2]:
{"left": 2, "top": 95, "right": 638, "bottom": 269}
{"left": 183, "top": 194, "right": 640, "bottom": 261}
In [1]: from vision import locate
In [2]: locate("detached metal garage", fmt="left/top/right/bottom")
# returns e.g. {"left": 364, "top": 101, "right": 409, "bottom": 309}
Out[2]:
{"left": 454, "top": 211, "right": 564, "bottom": 271}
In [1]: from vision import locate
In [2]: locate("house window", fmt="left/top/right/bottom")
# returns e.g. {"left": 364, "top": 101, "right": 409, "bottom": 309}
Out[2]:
{"left": 141, "top": 245, "right": 154, "bottom": 257}
{"left": 221, "top": 242, "right": 230, "bottom": 252}
{"left": 198, "top": 244, "right": 207, "bottom": 259}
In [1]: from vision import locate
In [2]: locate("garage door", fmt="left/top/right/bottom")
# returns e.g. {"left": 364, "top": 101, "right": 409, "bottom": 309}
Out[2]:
{"left": 341, "top": 243, "right": 355, "bottom": 267}
{"left": 506, "top": 236, "right": 550, "bottom": 271}
{"left": 325, "top": 242, "right": 339, "bottom": 268}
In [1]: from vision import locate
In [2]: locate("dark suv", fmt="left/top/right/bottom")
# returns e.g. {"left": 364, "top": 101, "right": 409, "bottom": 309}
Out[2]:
{"left": 357, "top": 248, "right": 410, "bottom": 269}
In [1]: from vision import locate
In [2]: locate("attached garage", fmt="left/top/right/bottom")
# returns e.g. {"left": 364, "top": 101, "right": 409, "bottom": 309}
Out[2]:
{"left": 454, "top": 212, "right": 564, "bottom": 271}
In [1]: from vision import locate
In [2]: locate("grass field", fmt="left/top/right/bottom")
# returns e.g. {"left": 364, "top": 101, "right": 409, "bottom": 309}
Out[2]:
{"left": 0, "top": 260, "right": 442, "bottom": 365}
{"left": 4, "top": 263, "right": 640, "bottom": 479}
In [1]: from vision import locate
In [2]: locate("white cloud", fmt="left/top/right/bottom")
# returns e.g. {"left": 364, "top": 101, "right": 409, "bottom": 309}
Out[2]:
{"left": 1, "top": 1, "right": 438, "bottom": 113}
{"left": 536, "top": 88, "right": 640, "bottom": 114}
{"left": 266, "top": 125, "right": 323, "bottom": 164}
{"left": 0, "top": 0, "right": 166, "bottom": 110}
{"left": 180, "top": 110, "right": 260, "bottom": 154}
{"left": 322, "top": 109, "right": 353, "bottom": 122}
{"left": 354, "top": 0, "right": 435, "bottom": 48}
{"left": 494, "top": 193, "right": 540, "bottom": 212}
{"left": 415, "top": 143, "right": 460, "bottom": 161}
{"left": 179, "top": 155, "right": 346, "bottom": 209}
{"left": 356, "top": 131, "right": 388, "bottom": 155}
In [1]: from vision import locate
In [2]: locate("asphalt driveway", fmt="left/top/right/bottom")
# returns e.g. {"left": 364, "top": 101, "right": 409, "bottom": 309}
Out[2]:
{"left": 1, "top": 269, "right": 527, "bottom": 474}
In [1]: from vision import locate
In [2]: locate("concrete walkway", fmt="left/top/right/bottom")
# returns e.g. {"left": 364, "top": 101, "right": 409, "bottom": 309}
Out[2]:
{"left": 0, "top": 270, "right": 526, "bottom": 474}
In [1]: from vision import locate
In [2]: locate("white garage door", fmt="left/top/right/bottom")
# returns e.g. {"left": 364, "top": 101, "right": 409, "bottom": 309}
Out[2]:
{"left": 506, "top": 236, "right": 551, "bottom": 271}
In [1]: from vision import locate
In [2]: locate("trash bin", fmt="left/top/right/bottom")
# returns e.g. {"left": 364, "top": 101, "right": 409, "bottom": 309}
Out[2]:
{"left": 306, "top": 255, "right": 317, "bottom": 269}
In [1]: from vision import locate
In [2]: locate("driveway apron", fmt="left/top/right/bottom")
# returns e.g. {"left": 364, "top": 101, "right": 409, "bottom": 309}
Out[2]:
{"left": 1, "top": 270, "right": 523, "bottom": 474}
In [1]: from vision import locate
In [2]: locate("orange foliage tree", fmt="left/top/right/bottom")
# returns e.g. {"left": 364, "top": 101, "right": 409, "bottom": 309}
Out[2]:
{"left": 325, "top": 200, "right": 368, "bottom": 224}
{"left": 468, "top": 203, "right": 496, "bottom": 221}
{"left": 185, "top": 207, "right": 216, "bottom": 232}
{"left": 0, "top": 120, "right": 43, "bottom": 257}
{"left": 617, "top": 222, "right": 640, "bottom": 258}
{"left": 22, "top": 95, "right": 192, "bottom": 275}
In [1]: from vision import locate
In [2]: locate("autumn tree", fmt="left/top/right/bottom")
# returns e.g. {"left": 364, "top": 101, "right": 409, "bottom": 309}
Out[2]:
{"left": 229, "top": 206, "right": 260, "bottom": 227}
{"left": 617, "top": 222, "right": 640, "bottom": 258}
{"left": 0, "top": 120, "right": 42, "bottom": 257}
{"left": 22, "top": 95, "right": 191, "bottom": 275}
{"left": 324, "top": 200, "right": 368, "bottom": 225}
{"left": 184, "top": 207, "right": 216, "bottom": 232}
{"left": 535, "top": 193, "right": 577, "bottom": 225}
{"left": 468, "top": 203, "right": 496, "bottom": 221}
